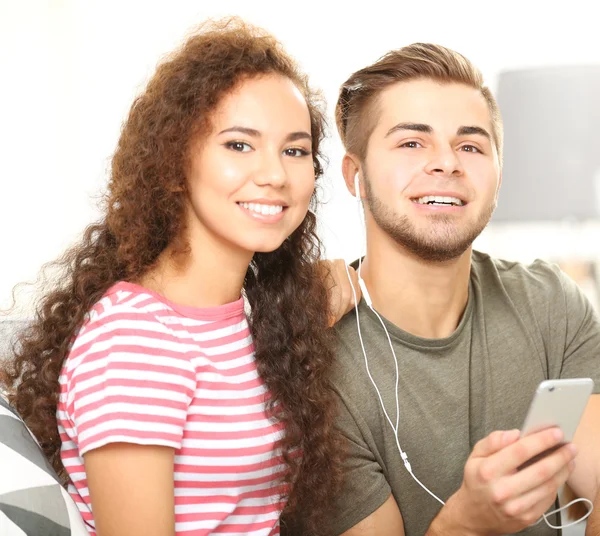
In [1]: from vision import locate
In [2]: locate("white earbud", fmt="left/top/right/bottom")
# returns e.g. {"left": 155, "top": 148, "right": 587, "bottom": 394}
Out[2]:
{"left": 354, "top": 172, "right": 361, "bottom": 204}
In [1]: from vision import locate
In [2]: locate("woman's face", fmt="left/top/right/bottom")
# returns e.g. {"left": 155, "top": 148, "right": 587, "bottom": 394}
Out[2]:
{"left": 185, "top": 74, "right": 316, "bottom": 258}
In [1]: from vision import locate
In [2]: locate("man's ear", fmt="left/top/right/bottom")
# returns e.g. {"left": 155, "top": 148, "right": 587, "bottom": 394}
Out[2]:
{"left": 342, "top": 153, "right": 364, "bottom": 199}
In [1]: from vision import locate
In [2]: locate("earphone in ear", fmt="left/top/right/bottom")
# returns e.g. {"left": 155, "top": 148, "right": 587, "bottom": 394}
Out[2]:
{"left": 354, "top": 170, "right": 369, "bottom": 305}
{"left": 354, "top": 172, "right": 361, "bottom": 204}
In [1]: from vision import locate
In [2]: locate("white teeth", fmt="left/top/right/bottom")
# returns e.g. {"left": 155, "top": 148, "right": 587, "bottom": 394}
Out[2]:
{"left": 239, "top": 202, "right": 284, "bottom": 215}
{"left": 414, "top": 195, "right": 464, "bottom": 206}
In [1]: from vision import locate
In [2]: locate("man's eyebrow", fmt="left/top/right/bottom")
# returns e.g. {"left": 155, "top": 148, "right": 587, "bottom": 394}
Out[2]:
{"left": 457, "top": 125, "right": 491, "bottom": 140}
{"left": 385, "top": 122, "right": 432, "bottom": 138}
{"left": 383, "top": 123, "right": 492, "bottom": 142}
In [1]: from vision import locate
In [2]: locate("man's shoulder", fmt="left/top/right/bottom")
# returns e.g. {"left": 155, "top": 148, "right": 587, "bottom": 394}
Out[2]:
{"left": 331, "top": 307, "right": 379, "bottom": 393}
{"left": 333, "top": 310, "right": 363, "bottom": 364}
{"left": 471, "top": 250, "right": 565, "bottom": 297}
{"left": 470, "top": 251, "right": 583, "bottom": 340}
{"left": 472, "top": 250, "right": 562, "bottom": 279}
{"left": 334, "top": 307, "right": 361, "bottom": 338}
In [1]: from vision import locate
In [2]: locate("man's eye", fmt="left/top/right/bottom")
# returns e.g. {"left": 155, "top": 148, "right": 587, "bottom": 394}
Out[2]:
{"left": 400, "top": 141, "right": 422, "bottom": 149}
{"left": 460, "top": 145, "right": 480, "bottom": 153}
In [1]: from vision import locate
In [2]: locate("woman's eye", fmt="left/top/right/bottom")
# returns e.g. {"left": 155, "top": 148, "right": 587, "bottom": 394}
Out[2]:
{"left": 284, "top": 147, "right": 310, "bottom": 157}
{"left": 226, "top": 141, "right": 252, "bottom": 152}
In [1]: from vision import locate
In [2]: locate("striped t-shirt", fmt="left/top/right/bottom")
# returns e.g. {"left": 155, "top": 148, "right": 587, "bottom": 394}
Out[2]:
{"left": 57, "top": 281, "right": 286, "bottom": 535}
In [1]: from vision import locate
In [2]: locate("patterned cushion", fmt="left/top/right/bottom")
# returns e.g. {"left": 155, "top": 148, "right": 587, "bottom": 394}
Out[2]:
{"left": 0, "top": 395, "right": 90, "bottom": 535}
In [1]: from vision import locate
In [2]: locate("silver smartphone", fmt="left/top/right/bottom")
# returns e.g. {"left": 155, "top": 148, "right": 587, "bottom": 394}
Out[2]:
{"left": 521, "top": 378, "right": 594, "bottom": 442}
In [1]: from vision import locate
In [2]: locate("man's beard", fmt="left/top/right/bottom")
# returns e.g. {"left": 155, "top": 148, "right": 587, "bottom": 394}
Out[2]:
{"left": 364, "top": 176, "right": 495, "bottom": 263}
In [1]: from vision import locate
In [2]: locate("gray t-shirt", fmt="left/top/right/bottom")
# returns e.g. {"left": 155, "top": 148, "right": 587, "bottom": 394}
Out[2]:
{"left": 328, "top": 251, "right": 600, "bottom": 536}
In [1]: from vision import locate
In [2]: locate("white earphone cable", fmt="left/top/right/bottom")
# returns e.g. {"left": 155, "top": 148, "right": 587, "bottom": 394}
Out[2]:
{"left": 349, "top": 180, "right": 445, "bottom": 505}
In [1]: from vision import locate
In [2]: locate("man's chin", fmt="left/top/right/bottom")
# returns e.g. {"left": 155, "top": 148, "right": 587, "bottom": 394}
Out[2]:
{"left": 399, "top": 233, "right": 476, "bottom": 263}
{"left": 367, "top": 196, "right": 492, "bottom": 262}
{"left": 416, "top": 247, "right": 471, "bottom": 263}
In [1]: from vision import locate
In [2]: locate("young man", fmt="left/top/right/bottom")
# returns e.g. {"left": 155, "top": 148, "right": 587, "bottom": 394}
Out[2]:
{"left": 328, "top": 44, "right": 600, "bottom": 535}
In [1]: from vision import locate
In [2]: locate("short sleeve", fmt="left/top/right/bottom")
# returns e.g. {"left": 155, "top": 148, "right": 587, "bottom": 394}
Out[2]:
{"left": 326, "top": 391, "right": 392, "bottom": 535}
{"left": 555, "top": 268, "right": 600, "bottom": 393}
{"left": 67, "top": 307, "right": 196, "bottom": 455}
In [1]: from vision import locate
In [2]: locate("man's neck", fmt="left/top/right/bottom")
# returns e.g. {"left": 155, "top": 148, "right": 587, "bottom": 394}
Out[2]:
{"left": 360, "top": 233, "right": 472, "bottom": 340}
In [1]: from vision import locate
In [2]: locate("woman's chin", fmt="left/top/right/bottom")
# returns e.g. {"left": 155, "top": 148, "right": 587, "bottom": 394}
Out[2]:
{"left": 242, "top": 236, "right": 289, "bottom": 255}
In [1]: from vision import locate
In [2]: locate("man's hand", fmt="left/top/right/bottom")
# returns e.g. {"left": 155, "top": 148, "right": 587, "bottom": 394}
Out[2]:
{"left": 431, "top": 428, "right": 578, "bottom": 535}
{"left": 318, "top": 259, "right": 361, "bottom": 326}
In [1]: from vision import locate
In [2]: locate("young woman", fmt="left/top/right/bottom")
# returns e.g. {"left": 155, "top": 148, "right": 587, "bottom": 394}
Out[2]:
{"left": 2, "top": 18, "right": 345, "bottom": 536}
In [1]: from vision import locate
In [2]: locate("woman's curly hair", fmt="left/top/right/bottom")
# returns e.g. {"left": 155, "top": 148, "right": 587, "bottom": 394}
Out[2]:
{"left": 2, "top": 17, "right": 342, "bottom": 534}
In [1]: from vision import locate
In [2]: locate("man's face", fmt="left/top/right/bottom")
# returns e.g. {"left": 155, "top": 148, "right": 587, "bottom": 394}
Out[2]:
{"left": 361, "top": 79, "right": 501, "bottom": 262}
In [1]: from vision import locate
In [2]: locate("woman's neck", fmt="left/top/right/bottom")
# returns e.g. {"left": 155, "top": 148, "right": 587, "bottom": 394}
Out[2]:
{"left": 139, "top": 225, "right": 252, "bottom": 309}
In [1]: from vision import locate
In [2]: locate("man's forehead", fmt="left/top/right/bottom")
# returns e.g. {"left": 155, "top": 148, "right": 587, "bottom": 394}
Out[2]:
{"left": 374, "top": 79, "right": 492, "bottom": 133}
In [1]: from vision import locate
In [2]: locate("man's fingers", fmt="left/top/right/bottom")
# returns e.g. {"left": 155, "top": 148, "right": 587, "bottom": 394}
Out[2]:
{"left": 490, "top": 445, "right": 576, "bottom": 504}
{"left": 507, "top": 443, "right": 576, "bottom": 496}
{"left": 478, "top": 428, "right": 565, "bottom": 479}
{"left": 498, "top": 462, "right": 573, "bottom": 525}
{"left": 471, "top": 429, "right": 520, "bottom": 459}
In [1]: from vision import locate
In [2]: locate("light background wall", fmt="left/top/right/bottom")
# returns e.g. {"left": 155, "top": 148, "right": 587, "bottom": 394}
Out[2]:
{"left": 2, "top": 0, "right": 600, "bottom": 313}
